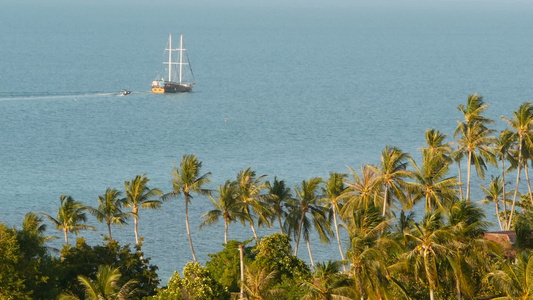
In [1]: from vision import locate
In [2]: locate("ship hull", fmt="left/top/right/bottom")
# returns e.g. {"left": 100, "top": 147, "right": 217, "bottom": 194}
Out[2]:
{"left": 152, "top": 82, "right": 194, "bottom": 93}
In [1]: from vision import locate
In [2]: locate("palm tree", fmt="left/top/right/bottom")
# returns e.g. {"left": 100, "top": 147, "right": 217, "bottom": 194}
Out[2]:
{"left": 199, "top": 180, "right": 244, "bottom": 244}
{"left": 400, "top": 211, "right": 453, "bottom": 300}
{"left": 343, "top": 205, "right": 398, "bottom": 299}
{"left": 369, "top": 146, "right": 411, "bottom": 217}
{"left": 492, "top": 129, "right": 517, "bottom": 228}
{"left": 321, "top": 172, "right": 348, "bottom": 267}
{"left": 485, "top": 250, "right": 533, "bottom": 299}
{"left": 454, "top": 120, "right": 495, "bottom": 201}
{"left": 340, "top": 165, "right": 380, "bottom": 215}
{"left": 124, "top": 174, "right": 163, "bottom": 246}
{"left": 42, "top": 195, "right": 94, "bottom": 245}
{"left": 502, "top": 102, "right": 533, "bottom": 229}
{"left": 234, "top": 167, "right": 270, "bottom": 243}
{"left": 407, "top": 156, "right": 459, "bottom": 213}
{"left": 290, "top": 177, "right": 332, "bottom": 267}
{"left": 479, "top": 177, "right": 511, "bottom": 231}
{"left": 419, "top": 128, "right": 452, "bottom": 163}
{"left": 300, "top": 261, "right": 353, "bottom": 300}
{"left": 266, "top": 176, "right": 293, "bottom": 234}
{"left": 454, "top": 93, "right": 494, "bottom": 202}
{"left": 242, "top": 267, "right": 282, "bottom": 300}
{"left": 58, "top": 265, "right": 139, "bottom": 300}
{"left": 21, "top": 212, "right": 56, "bottom": 247}
{"left": 162, "top": 154, "right": 211, "bottom": 262}
{"left": 88, "top": 188, "right": 130, "bottom": 240}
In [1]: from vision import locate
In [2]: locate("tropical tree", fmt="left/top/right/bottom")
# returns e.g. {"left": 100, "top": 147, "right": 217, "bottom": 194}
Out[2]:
{"left": 42, "top": 195, "right": 94, "bottom": 245}
{"left": 454, "top": 93, "right": 494, "bottom": 201}
{"left": 420, "top": 128, "right": 452, "bottom": 163}
{"left": 58, "top": 265, "right": 139, "bottom": 300}
{"left": 299, "top": 261, "right": 353, "bottom": 300}
{"left": 124, "top": 174, "right": 163, "bottom": 246}
{"left": 199, "top": 180, "right": 244, "bottom": 244}
{"left": 454, "top": 120, "right": 495, "bottom": 201}
{"left": 399, "top": 211, "right": 453, "bottom": 300}
{"left": 163, "top": 154, "right": 212, "bottom": 262}
{"left": 492, "top": 129, "right": 517, "bottom": 228}
{"left": 485, "top": 250, "right": 533, "bottom": 299}
{"left": 343, "top": 205, "right": 399, "bottom": 299}
{"left": 501, "top": 102, "right": 533, "bottom": 229}
{"left": 369, "top": 146, "right": 411, "bottom": 217}
{"left": 341, "top": 165, "right": 380, "bottom": 215}
{"left": 480, "top": 177, "right": 511, "bottom": 231}
{"left": 22, "top": 212, "right": 55, "bottom": 245}
{"left": 88, "top": 188, "right": 130, "bottom": 240}
{"left": 266, "top": 176, "right": 293, "bottom": 234}
{"left": 290, "top": 177, "right": 332, "bottom": 267}
{"left": 243, "top": 267, "right": 281, "bottom": 300}
{"left": 321, "top": 172, "right": 348, "bottom": 267}
{"left": 407, "top": 155, "right": 459, "bottom": 213}
{"left": 234, "top": 167, "right": 270, "bottom": 243}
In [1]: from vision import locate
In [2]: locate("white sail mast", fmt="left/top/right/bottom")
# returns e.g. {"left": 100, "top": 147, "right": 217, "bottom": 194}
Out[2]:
{"left": 179, "top": 34, "right": 183, "bottom": 84}
{"left": 164, "top": 34, "right": 178, "bottom": 82}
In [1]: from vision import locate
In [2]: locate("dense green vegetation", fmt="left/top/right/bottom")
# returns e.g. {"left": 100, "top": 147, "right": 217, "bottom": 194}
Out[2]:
{"left": 4, "top": 95, "right": 533, "bottom": 299}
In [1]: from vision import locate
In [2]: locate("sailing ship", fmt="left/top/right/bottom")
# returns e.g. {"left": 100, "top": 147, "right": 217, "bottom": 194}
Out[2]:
{"left": 152, "top": 34, "right": 195, "bottom": 93}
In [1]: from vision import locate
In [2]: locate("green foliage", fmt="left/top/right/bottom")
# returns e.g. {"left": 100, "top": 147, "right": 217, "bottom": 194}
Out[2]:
{"left": 57, "top": 238, "right": 159, "bottom": 298}
{"left": 148, "top": 263, "right": 230, "bottom": 300}
{"left": 206, "top": 240, "right": 253, "bottom": 293}
{"left": 0, "top": 221, "right": 56, "bottom": 299}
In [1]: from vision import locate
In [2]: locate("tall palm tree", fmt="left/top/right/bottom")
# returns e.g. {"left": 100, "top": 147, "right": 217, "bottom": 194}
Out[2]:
{"left": 454, "top": 120, "right": 495, "bottom": 201}
{"left": 479, "top": 177, "right": 511, "bottom": 231}
{"left": 21, "top": 212, "right": 56, "bottom": 246}
{"left": 88, "top": 188, "right": 130, "bottom": 240}
{"left": 369, "top": 146, "right": 411, "bottom": 217}
{"left": 265, "top": 176, "right": 293, "bottom": 234}
{"left": 234, "top": 167, "right": 270, "bottom": 243}
{"left": 419, "top": 128, "right": 452, "bottom": 163}
{"left": 343, "top": 205, "right": 399, "bottom": 299}
{"left": 321, "top": 172, "right": 348, "bottom": 267}
{"left": 400, "top": 211, "right": 453, "bottom": 300}
{"left": 341, "top": 165, "right": 380, "bottom": 215}
{"left": 199, "top": 180, "right": 244, "bottom": 244}
{"left": 58, "top": 265, "right": 139, "bottom": 300}
{"left": 162, "top": 154, "right": 211, "bottom": 262}
{"left": 42, "top": 195, "right": 94, "bottom": 246}
{"left": 290, "top": 178, "right": 332, "bottom": 267}
{"left": 485, "top": 250, "right": 533, "bottom": 299}
{"left": 454, "top": 93, "right": 494, "bottom": 202}
{"left": 502, "top": 102, "right": 533, "bottom": 229}
{"left": 299, "top": 261, "right": 353, "bottom": 300}
{"left": 492, "top": 129, "right": 517, "bottom": 228}
{"left": 124, "top": 174, "right": 163, "bottom": 246}
{"left": 407, "top": 156, "right": 459, "bottom": 213}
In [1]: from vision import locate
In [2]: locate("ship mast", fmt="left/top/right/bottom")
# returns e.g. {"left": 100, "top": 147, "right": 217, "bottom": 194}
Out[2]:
{"left": 164, "top": 34, "right": 178, "bottom": 82}
{"left": 179, "top": 35, "right": 183, "bottom": 84}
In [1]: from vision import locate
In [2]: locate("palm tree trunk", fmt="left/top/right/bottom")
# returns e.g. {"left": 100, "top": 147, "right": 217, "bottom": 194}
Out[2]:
{"left": 249, "top": 221, "right": 259, "bottom": 243}
{"left": 466, "top": 151, "right": 472, "bottom": 202}
{"left": 278, "top": 215, "right": 284, "bottom": 234}
{"left": 306, "top": 234, "right": 315, "bottom": 267}
{"left": 501, "top": 159, "right": 508, "bottom": 229}
{"left": 508, "top": 138, "right": 523, "bottom": 230}
{"left": 430, "top": 288, "right": 435, "bottom": 300}
{"left": 185, "top": 196, "right": 198, "bottom": 262}
{"left": 134, "top": 215, "right": 139, "bottom": 245}
{"left": 332, "top": 207, "right": 346, "bottom": 270}
{"left": 224, "top": 220, "right": 228, "bottom": 244}
{"left": 457, "top": 159, "right": 464, "bottom": 201}
{"left": 494, "top": 197, "right": 503, "bottom": 231}
{"left": 524, "top": 160, "right": 533, "bottom": 203}
{"left": 107, "top": 222, "right": 112, "bottom": 240}
{"left": 64, "top": 228, "right": 69, "bottom": 245}
{"left": 294, "top": 214, "right": 305, "bottom": 256}
{"left": 455, "top": 276, "right": 462, "bottom": 300}
{"left": 382, "top": 186, "right": 389, "bottom": 217}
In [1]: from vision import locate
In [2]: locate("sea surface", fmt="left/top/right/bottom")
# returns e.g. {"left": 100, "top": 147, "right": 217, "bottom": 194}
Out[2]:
{"left": 1, "top": 0, "right": 533, "bottom": 284}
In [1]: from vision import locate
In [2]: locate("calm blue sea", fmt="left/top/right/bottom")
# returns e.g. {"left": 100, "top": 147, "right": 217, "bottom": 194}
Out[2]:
{"left": 1, "top": 0, "right": 533, "bottom": 283}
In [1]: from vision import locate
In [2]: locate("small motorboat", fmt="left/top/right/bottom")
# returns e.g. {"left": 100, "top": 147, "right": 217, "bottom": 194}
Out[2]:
{"left": 120, "top": 89, "right": 131, "bottom": 96}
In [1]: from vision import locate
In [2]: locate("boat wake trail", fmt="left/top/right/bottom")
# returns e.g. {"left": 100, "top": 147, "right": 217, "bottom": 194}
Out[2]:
{"left": 0, "top": 91, "right": 125, "bottom": 101}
